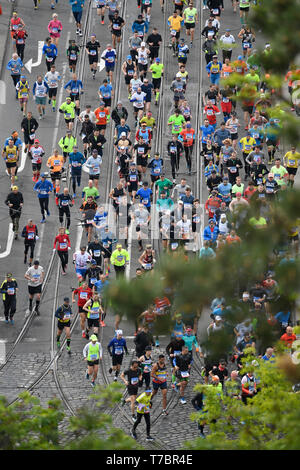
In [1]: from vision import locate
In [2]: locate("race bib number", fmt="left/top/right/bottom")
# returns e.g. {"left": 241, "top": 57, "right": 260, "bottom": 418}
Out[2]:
{"left": 171, "top": 29, "right": 177, "bottom": 36}
{"left": 131, "top": 377, "right": 139, "bottom": 385}
{"left": 181, "top": 371, "right": 189, "bottom": 378}
{"left": 94, "top": 250, "right": 101, "bottom": 257}
{"left": 243, "top": 42, "right": 250, "bottom": 49}
{"left": 28, "top": 232, "right": 35, "bottom": 240}
{"left": 7, "top": 288, "right": 15, "bottom": 295}
{"left": 171, "top": 242, "right": 178, "bottom": 250}
{"left": 70, "top": 54, "right": 77, "bottom": 60}
{"left": 80, "top": 292, "right": 88, "bottom": 299}
{"left": 115, "top": 347, "right": 123, "bottom": 355}
{"left": 90, "top": 50, "right": 97, "bottom": 55}
{"left": 212, "top": 8, "right": 219, "bottom": 14}
{"left": 52, "top": 27, "right": 58, "bottom": 33}
{"left": 59, "top": 243, "right": 67, "bottom": 250}
{"left": 63, "top": 312, "right": 70, "bottom": 321}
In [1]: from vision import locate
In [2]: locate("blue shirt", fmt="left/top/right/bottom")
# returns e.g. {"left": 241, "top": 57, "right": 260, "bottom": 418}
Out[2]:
{"left": 33, "top": 180, "right": 53, "bottom": 198}
{"left": 42, "top": 43, "right": 57, "bottom": 59}
{"left": 94, "top": 278, "right": 109, "bottom": 294}
{"left": 141, "top": 83, "right": 153, "bottom": 101}
{"left": 131, "top": 20, "right": 148, "bottom": 35}
{"left": 99, "top": 84, "right": 113, "bottom": 99}
{"left": 101, "top": 49, "right": 116, "bottom": 67}
{"left": 4, "top": 136, "right": 22, "bottom": 147}
{"left": 218, "top": 182, "right": 232, "bottom": 197}
{"left": 6, "top": 58, "right": 24, "bottom": 75}
{"left": 69, "top": 151, "right": 85, "bottom": 172}
{"left": 107, "top": 337, "right": 127, "bottom": 355}
{"left": 275, "top": 311, "right": 290, "bottom": 325}
{"left": 200, "top": 124, "right": 215, "bottom": 143}
{"left": 148, "top": 158, "right": 163, "bottom": 176}
{"left": 116, "top": 124, "right": 130, "bottom": 139}
{"left": 69, "top": 0, "right": 85, "bottom": 12}
{"left": 64, "top": 79, "right": 83, "bottom": 94}
{"left": 136, "top": 188, "right": 152, "bottom": 207}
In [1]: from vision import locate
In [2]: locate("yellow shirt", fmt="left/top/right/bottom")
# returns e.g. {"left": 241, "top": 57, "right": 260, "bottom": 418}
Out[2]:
{"left": 4, "top": 145, "right": 18, "bottom": 162}
{"left": 168, "top": 15, "right": 184, "bottom": 32}
{"left": 239, "top": 136, "right": 256, "bottom": 154}
{"left": 284, "top": 151, "right": 300, "bottom": 168}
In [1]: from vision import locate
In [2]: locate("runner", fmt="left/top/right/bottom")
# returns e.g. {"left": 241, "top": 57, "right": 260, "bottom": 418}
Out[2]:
{"left": 83, "top": 293, "right": 104, "bottom": 338}
{"left": 83, "top": 334, "right": 103, "bottom": 387}
{"left": 32, "top": 76, "right": 49, "bottom": 120}
{"left": 108, "top": 330, "right": 128, "bottom": 381}
{"left": 53, "top": 227, "right": 71, "bottom": 275}
{"left": 131, "top": 389, "right": 154, "bottom": 441}
{"left": 16, "top": 75, "right": 30, "bottom": 116}
{"left": 28, "top": 138, "right": 45, "bottom": 182}
{"left": 55, "top": 297, "right": 73, "bottom": 353}
{"left": 121, "top": 360, "right": 143, "bottom": 422}
{"left": 5, "top": 185, "right": 23, "bottom": 239}
{"left": 44, "top": 64, "right": 61, "bottom": 111}
{"left": 151, "top": 354, "right": 168, "bottom": 415}
{"left": 72, "top": 281, "right": 93, "bottom": 338}
{"left": 0, "top": 273, "right": 18, "bottom": 325}
{"left": 22, "top": 219, "right": 38, "bottom": 266}
{"left": 24, "top": 260, "right": 44, "bottom": 317}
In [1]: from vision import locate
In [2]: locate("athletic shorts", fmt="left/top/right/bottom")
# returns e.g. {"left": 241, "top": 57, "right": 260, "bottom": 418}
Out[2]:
{"left": 73, "top": 10, "right": 83, "bottom": 23}
{"left": 287, "top": 167, "right": 297, "bottom": 175}
{"left": 88, "top": 55, "right": 98, "bottom": 65}
{"left": 125, "top": 75, "right": 132, "bottom": 85}
{"left": 112, "top": 353, "right": 124, "bottom": 366}
{"left": 152, "top": 381, "right": 167, "bottom": 390}
{"left": 134, "top": 106, "right": 144, "bottom": 113}
{"left": 87, "top": 317, "right": 99, "bottom": 328}
{"left": 50, "top": 171, "right": 61, "bottom": 181}
{"left": 87, "top": 359, "right": 99, "bottom": 366}
{"left": 178, "top": 56, "right": 187, "bottom": 64}
{"left": 89, "top": 173, "right": 100, "bottom": 180}
{"left": 35, "top": 96, "right": 46, "bottom": 105}
{"left": 229, "top": 132, "right": 238, "bottom": 140}
{"left": 137, "top": 156, "right": 148, "bottom": 167}
{"left": 103, "top": 97, "right": 112, "bottom": 107}
{"left": 76, "top": 267, "right": 87, "bottom": 277}
{"left": 111, "top": 30, "right": 121, "bottom": 37}
{"left": 138, "top": 63, "right": 148, "bottom": 73}
{"left": 6, "top": 162, "right": 17, "bottom": 168}
{"left": 70, "top": 93, "right": 80, "bottom": 102}
{"left": 150, "top": 174, "right": 160, "bottom": 183}
{"left": 48, "top": 88, "right": 57, "bottom": 98}
{"left": 57, "top": 320, "right": 71, "bottom": 330}
{"left": 106, "top": 64, "right": 115, "bottom": 72}
{"left": 240, "top": 6, "right": 249, "bottom": 12}
{"left": 19, "top": 97, "right": 28, "bottom": 103}
{"left": 242, "top": 104, "right": 253, "bottom": 114}
{"left": 128, "top": 182, "right": 138, "bottom": 192}
{"left": 79, "top": 306, "right": 86, "bottom": 313}
{"left": 127, "top": 385, "right": 139, "bottom": 396}
{"left": 32, "top": 163, "right": 42, "bottom": 171}
{"left": 28, "top": 284, "right": 42, "bottom": 295}
{"left": 152, "top": 78, "right": 161, "bottom": 89}
{"left": 185, "top": 22, "right": 195, "bottom": 30}
{"left": 96, "top": 124, "right": 106, "bottom": 131}
{"left": 65, "top": 118, "right": 75, "bottom": 124}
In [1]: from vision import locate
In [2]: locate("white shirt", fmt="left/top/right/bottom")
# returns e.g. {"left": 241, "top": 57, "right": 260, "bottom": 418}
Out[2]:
{"left": 130, "top": 78, "right": 143, "bottom": 93}
{"left": 73, "top": 251, "right": 92, "bottom": 268}
{"left": 205, "top": 18, "right": 220, "bottom": 30}
{"left": 83, "top": 341, "right": 103, "bottom": 359}
{"left": 44, "top": 70, "right": 61, "bottom": 88}
{"left": 131, "top": 91, "right": 146, "bottom": 108}
{"left": 137, "top": 47, "right": 149, "bottom": 65}
{"left": 84, "top": 155, "right": 103, "bottom": 174}
{"left": 26, "top": 266, "right": 44, "bottom": 287}
{"left": 220, "top": 34, "right": 235, "bottom": 50}
{"left": 79, "top": 109, "right": 96, "bottom": 123}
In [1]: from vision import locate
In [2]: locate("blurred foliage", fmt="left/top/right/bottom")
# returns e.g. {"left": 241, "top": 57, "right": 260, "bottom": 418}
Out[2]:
{"left": 184, "top": 352, "right": 300, "bottom": 450}
{"left": 0, "top": 384, "right": 139, "bottom": 450}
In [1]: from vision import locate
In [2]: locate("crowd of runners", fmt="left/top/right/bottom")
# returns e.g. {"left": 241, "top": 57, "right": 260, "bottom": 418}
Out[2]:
{"left": 1, "top": 0, "right": 300, "bottom": 443}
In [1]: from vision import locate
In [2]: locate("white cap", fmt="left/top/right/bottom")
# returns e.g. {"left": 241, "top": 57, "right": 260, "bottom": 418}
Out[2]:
{"left": 141, "top": 42, "right": 146, "bottom": 47}
{"left": 215, "top": 316, "right": 222, "bottom": 321}
{"left": 176, "top": 72, "right": 181, "bottom": 78}
{"left": 116, "top": 329, "right": 123, "bottom": 336}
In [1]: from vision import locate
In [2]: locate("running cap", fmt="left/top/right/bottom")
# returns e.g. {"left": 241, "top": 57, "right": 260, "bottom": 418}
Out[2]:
{"left": 145, "top": 389, "right": 152, "bottom": 393}
{"left": 130, "top": 161, "right": 136, "bottom": 165}
{"left": 176, "top": 72, "right": 182, "bottom": 78}
{"left": 268, "top": 173, "right": 274, "bottom": 177}
{"left": 155, "top": 57, "right": 160, "bottom": 62}
{"left": 34, "top": 138, "right": 40, "bottom": 143}
{"left": 12, "top": 185, "right": 18, "bottom": 190}
{"left": 63, "top": 297, "right": 70, "bottom": 302}
{"left": 116, "top": 243, "right": 122, "bottom": 248}
{"left": 145, "top": 346, "right": 152, "bottom": 351}
{"left": 142, "top": 181, "right": 148, "bottom": 186}
{"left": 92, "top": 149, "right": 98, "bottom": 153}
{"left": 66, "top": 129, "right": 72, "bottom": 133}
{"left": 215, "top": 315, "right": 222, "bottom": 321}
{"left": 175, "top": 331, "right": 183, "bottom": 336}
{"left": 238, "top": 55, "right": 243, "bottom": 60}
{"left": 121, "top": 132, "right": 127, "bottom": 136}
{"left": 41, "top": 173, "right": 47, "bottom": 177}
{"left": 141, "top": 42, "right": 146, "bottom": 47}
{"left": 6, "top": 273, "right": 13, "bottom": 277}
{"left": 225, "top": 28, "right": 231, "bottom": 31}
{"left": 212, "top": 55, "right": 218, "bottom": 58}
{"left": 116, "top": 329, "right": 123, "bottom": 335}
{"left": 236, "top": 192, "right": 242, "bottom": 197}
{"left": 21, "top": 75, "right": 26, "bottom": 79}
{"left": 186, "top": 123, "right": 191, "bottom": 128}
{"left": 90, "top": 259, "right": 97, "bottom": 265}
{"left": 127, "top": 55, "right": 132, "bottom": 60}
{"left": 66, "top": 96, "right": 71, "bottom": 100}
{"left": 90, "top": 334, "right": 98, "bottom": 341}
{"left": 33, "top": 260, "right": 39, "bottom": 265}
{"left": 99, "top": 101, "right": 105, "bottom": 106}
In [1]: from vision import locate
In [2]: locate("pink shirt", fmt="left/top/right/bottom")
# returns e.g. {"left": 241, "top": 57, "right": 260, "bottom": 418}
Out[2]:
{"left": 48, "top": 19, "right": 63, "bottom": 36}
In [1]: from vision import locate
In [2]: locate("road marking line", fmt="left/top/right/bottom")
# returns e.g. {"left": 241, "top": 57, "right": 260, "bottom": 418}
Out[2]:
{"left": 0, "top": 224, "right": 14, "bottom": 258}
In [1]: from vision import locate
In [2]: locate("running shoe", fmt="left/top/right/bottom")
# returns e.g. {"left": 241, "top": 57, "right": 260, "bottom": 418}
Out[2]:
{"left": 146, "top": 435, "right": 154, "bottom": 441}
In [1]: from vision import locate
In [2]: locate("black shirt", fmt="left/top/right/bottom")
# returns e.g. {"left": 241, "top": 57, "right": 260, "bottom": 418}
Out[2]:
{"left": 134, "top": 142, "right": 150, "bottom": 157}
{"left": 124, "top": 368, "right": 141, "bottom": 387}
{"left": 85, "top": 41, "right": 100, "bottom": 54}
{"left": 21, "top": 117, "right": 39, "bottom": 135}
{"left": 175, "top": 352, "right": 192, "bottom": 371}
{"left": 88, "top": 241, "right": 103, "bottom": 260}
{"left": 147, "top": 33, "right": 162, "bottom": 48}
{"left": 111, "top": 16, "right": 124, "bottom": 32}
{"left": 5, "top": 191, "right": 24, "bottom": 211}
{"left": 57, "top": 193, "right": 73, "bottom": 209}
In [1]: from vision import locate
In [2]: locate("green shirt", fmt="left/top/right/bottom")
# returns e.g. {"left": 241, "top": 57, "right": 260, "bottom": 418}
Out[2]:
{"left": 232, "top": 183, "right": 245, "bottom": 196}
{"left": 168, "top": 114, "right": 186, "bottom": 134}
{"left": 155, "top": 178, "right": 173, "bottom": 197}
{"left": 239, "top": 0, "right": 251, "bottom": 8}
{"left": 58, "top": 135, "right": 77, "bottom": 153}
{"left": 82, "top": 186, "right": 99, "bottom": 201}
{"left": 149, "top": 63, "right": 164, "bottom": 79}
{"left": 183, "top": 7, "right": 197, "bottom": 23}
{"left": 59, "top": 101, "right": 76, "bottom": 119}
{"left": 270, "top": 165, "right": 287, "bottom": 186}
{"left": 249, "top": 216, "right": 267, "bottom": 227}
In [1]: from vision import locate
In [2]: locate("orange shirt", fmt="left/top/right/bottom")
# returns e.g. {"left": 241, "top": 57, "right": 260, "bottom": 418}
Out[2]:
{"left": 232, "top": 60, "right": 247, "bottom": 75}
{"left": 226, "top": 234, "right": 241, "bottom": 245}
{"left": 221, "top": 64, "right": 233, "bottom": 78}
{"left": 179, "top": 128, "right": 195, "bottom": 147}
{"left": 47, "top": 154, "right": 64, "bottom": 172}
{"left": 280, "top": 333, "right": 296, "bottom": 348}
{"left": 94, "top": 107, "right": 109, "bottom": 125}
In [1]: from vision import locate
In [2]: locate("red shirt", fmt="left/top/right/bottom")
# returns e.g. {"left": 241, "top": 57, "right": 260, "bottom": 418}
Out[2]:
{"left": 73, "top": 287, "right": 93, "bottom": 307}
{"left": 244, "top": 187, "right": 257, "bottom": 200}
{"left": 204, "top": 105, "right": 220, "bottom": 124}
{"left": 94, "top": 107, "right": 109, "bottom": 125}
{"left": 53, "top": 234, "right": 71, "bottom": 252}
{"left": 179, "top": 128, "right": 195, "bottom": 147}
{"left": 205, "top": 197, "right": 220, "bottom": 219}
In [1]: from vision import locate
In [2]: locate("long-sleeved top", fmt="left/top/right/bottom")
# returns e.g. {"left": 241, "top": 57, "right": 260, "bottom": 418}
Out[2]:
{"left": 83, "top": 341, "right": 103, "bottom": 359}
{"left": 131, "top": 20, "right": 148, "bottom": 36}
{"left": 111, "top": 106, "right": 128, "bottom": 125}
{"left": 6, "top": 57, "right": 24, "bottom": 75}
{"left": 53, "top": 234, "right": 71, "bottom": 251}
{"left": 107, "top": 337, "right": 128, "bottom": 356}
{"left": 69, "top": 0, "right": 85, "bottom": 12}
{"left": 33, "top": 180, "right": 53, "bottom": 198}
{"left": 21, "top": 117, "right": 39, "bottom": 136}
{"left": 5, "top": 191, "right": 23, "bottom": 211}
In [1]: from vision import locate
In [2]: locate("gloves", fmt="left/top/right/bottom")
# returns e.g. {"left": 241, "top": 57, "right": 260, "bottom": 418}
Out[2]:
{"left": 35, "top": 236, "right": 39, "bottom": 240}
{"left": 68, "top": 246, "right": 71, "bottom": 250}
{"left": 53, "top": 248, "right": 56, "bottom": 252}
